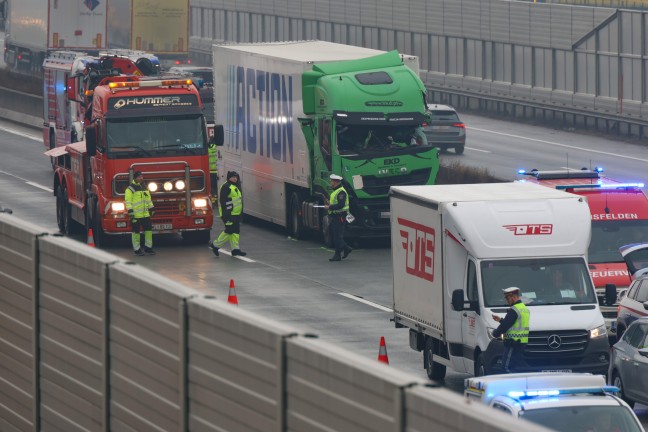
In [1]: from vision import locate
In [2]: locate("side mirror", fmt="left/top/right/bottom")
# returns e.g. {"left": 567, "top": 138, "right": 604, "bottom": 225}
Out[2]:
{"left": 643, "top": 301, "right": 648, "bottom": 311}
{"left": 451, "top": 289, "right": 465, "bottom": 312}
{"left": 605, "top": 284, "right": 617, "bottom": 306}
{"left": 212, "top": 124, "right": 224, "bottom": 146}
{"left": 639, "top": 348, "right": 648, "bottom": 358}
{"left": 85, "top": 124, "right": 97, "bottom": 156}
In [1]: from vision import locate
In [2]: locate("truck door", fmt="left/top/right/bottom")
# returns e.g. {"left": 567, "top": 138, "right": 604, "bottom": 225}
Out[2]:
{"left": 461, "top": 259, "right": 480, "bottom": 372}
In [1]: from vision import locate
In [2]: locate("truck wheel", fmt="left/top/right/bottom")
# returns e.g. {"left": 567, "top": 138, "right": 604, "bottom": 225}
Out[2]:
{"left": 424, "top": 337, "right": 446, "bottom": 381}
{"left": 91, "top": 201, "right": 107, "bottom": 247}
{"left": 61, "top": 185, "right": 79, "bottom": 235}
{"left": 289, "top": 192, "right": 304, "bottom": 239}
{"left": 475, "top": 355, "right": 487, "bottom": 377}
{"left": 56, "top": 186, "right": 66, "bottom": 232}
{"left": 455, "top": 145, "right": 465, "bottom": 155}
{"left": 181, "top": 230, "right": 211, "bottom": 244}
{"left": 321, "top": 214, "right": 334, "bottom": 248}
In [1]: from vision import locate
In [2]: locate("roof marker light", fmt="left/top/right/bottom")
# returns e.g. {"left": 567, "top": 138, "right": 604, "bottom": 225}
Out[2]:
{"left": 517, "top": 169, "right": 526, "bottom": 174}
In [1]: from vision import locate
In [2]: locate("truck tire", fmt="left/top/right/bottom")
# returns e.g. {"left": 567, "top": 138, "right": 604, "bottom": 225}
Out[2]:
{"left": 49, "top": 131, "right": 56, "bottom": 170}
{"left": 90, "top": 200, "right": 107, "bottom": 247}
{"left": 61, "top": 185, "right": 80, "bottom": 235}
{"left": 55, "top": 185, "right": 66, "bottom": 232}
{"left": 424, "top": 337, "right": 446, "bottom": 381}
{"left": 288, "top": 192, "right": 304, "bottom": 240}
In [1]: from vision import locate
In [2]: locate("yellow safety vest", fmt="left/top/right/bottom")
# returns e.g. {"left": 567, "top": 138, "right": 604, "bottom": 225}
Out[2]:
{"left": 208, "top": 143, "right": 217, "bottom": 173}
{"left": 328, "top": 186, "right": 349, "bottom": 214}
{"left": 125, "top": 180, "right": 153, "bottom": 218}
{"left": 220, "top": 183, "right": 243, "bottom": 216}
{"left": 505, "top": 302, "right": 530, "bottom": 344}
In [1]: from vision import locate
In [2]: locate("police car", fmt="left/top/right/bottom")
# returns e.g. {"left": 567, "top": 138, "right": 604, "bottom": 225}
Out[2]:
{"left": 464, "top": 373, "right": 644, "bottom": 432}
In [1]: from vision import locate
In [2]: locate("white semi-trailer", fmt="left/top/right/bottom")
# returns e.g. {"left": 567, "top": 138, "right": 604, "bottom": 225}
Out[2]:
{"left": 390, "top": 183, "right": 611, "bottom": 379}
{"left": 3, "top": 0, "right": 107, "bottom": 73}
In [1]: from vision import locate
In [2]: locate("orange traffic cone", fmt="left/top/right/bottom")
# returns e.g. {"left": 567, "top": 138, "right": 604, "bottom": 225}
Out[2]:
{"left": 87, "top": 228, "right": 95, "bottom": 248}
{"left": 227, "top": 279, "right": 238, "bottom": 305}
{"left": 378, "top": 336, "right": 389, "bottom": 364}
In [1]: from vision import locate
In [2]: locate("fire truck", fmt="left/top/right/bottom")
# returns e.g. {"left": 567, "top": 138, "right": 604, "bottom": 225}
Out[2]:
{"left": 45, "top": 52, "right": 216, "bottom": 246}
{"left": 518, "top": 168, "right": 648, "bottom": 338}
{"left": 42, "top": 50, "right": 160, "bottom": 163}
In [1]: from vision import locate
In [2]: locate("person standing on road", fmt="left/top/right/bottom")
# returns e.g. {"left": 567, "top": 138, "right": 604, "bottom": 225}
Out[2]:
{"left": 324, "top": 173, "right": 352, "bottom": 262}
{"left": 209, "top": 171, "right": 246, "bottom": 257}
{"left": 125, "top": 171, "right": 156, "bottom": 256}
{"left": 492, "top": 287, "right": 530, "bottom": 373}
{"left": 208, "top": 140, "right": 218, "bottom": 204}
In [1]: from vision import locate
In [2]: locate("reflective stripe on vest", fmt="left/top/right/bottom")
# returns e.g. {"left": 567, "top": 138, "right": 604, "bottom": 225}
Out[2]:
{"left": 328, "top": 186, "right": 349, "bottom": 214}
{"left": 504, "top": 302, "right": 530, "bottom": 344}
{"left": 220, "top": 184, "right": 243, "bottom": 216}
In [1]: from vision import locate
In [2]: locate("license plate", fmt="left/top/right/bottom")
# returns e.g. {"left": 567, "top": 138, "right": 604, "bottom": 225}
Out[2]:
{"left": 541, "top": 369, "right": 572, "bottom": 373}
{"left": 153, "top": 224, "right": 173, "bottom": 230}
{"left": 432, "top": 125, "right": 451, "bottom": 130}
{"left": 380, "top": 211, "right": 390, "bottom": 219}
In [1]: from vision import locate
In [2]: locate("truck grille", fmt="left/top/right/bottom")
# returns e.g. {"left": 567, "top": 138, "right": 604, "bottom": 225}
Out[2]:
{"left": 525, "top": 330, "right": 589, "bottom": 356}
{"left": 601, "top": 311, "right": 617, "bottom": 319}
{"left": 361, "top": 168, "right": 432, "bottom": 196}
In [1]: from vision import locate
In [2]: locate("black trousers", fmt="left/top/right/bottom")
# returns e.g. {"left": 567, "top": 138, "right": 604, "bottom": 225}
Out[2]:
{"left": 329, "top": 214, "right": 350, "bottom": 253}
{"left": 502, "top": 341, "right": 525, "bottom": 373}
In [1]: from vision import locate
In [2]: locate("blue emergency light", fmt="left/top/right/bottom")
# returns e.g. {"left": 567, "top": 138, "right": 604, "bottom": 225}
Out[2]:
{"left": 555, "top": 183, "right": 644, "bottom": 190}
{"left": 507, "top": 386, "right": 619, "bottom": 399}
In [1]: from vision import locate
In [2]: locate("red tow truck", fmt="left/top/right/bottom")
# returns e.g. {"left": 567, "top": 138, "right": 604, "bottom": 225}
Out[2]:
{"left": 46, "top": 53, "right": 218, "bottom": 246}
{"left": 518, "top": 168, "right": 648, "bottom": 338}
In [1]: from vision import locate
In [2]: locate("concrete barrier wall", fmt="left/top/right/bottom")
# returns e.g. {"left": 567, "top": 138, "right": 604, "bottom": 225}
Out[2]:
{"left": 0, "top": 214, "right": 552, "bottom": 432}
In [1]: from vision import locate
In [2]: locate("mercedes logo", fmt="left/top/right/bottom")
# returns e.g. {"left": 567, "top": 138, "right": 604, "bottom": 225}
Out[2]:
{"left": 547, "top": 334, "right": 562, "bottom": 349}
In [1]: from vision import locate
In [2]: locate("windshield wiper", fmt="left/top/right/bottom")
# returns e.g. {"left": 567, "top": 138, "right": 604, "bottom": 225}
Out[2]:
{"left": 156, "top": 143, "right": 199, "bottom": 154}
{"left": 110, "top": 145, "right": 152, "bottom": 156}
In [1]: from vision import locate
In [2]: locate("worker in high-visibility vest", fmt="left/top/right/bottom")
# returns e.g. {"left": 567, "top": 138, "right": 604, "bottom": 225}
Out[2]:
{"left": 125, "top": 171, "right": 156, "bottom": 256}
{"left": 209, "top": 171, "right": 246, "bottom": 257}
{"left": 492, "top": 287, "right": 530, "bottom": 373}
{"left": 324, "top": 173, "right": 352, "bottom": 262}
{"left": 208, "top": 141, "right": 218, "bottom": 204}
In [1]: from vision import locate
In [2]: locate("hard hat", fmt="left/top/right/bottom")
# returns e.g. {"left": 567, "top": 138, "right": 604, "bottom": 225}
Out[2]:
{"left": 330, "top": 174, "right": 343, "bottom": 181}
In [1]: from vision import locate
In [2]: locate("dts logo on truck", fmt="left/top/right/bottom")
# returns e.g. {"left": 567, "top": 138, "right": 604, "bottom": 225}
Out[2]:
{"left": 504, "top": 224, "right": 553, "bottom": 235}
{"left": 397, "top": 218, "right": 434, "bottom": 282}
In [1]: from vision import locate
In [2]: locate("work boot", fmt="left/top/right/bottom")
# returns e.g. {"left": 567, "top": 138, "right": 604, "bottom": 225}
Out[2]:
{"left": 133, "top": 249, "right": 145, "bottom": 256}
{"left": 232, "top": 249, "right": 247, "bottom": 257}
{"left": 329, "top": 252, "right": 341, "bottom": 262}
{"left": 144, "top": 247, "right": 156, "bottom": 255}
{"left": 342, "top": 247, "right": 353, "bottom": 259}
{"left": 209, "top": 243, "right": 219, "bottom": 256}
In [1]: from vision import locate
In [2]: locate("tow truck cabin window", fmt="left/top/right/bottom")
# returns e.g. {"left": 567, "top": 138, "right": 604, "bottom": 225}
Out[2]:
{"left": 105, "top": 114, "right": 206, "bottom": 158}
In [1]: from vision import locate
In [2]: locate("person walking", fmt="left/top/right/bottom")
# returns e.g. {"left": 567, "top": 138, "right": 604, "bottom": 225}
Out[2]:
{"left": 209, "top": 171, "right": 246, "bottom": 257}
{"left": 492, "top": 287, "right": 530, "bottom": 373}
{"left": 125, "top": 171, "right": 156, "bottom": 256}
{"left": 208, "top": 140, "right": 218, "bottom": 204}
{"left": 325, "top": 173, "right": 352, "bottom": 262}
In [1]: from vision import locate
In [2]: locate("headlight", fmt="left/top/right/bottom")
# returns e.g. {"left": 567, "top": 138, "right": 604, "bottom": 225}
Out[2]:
{"left": 193, "top": 198, "right": 208, "bottom": 208}
{"left": 175, "top": 180, "right": 185, "bottom": 190}
{"left": 163, "top": 181, "right": 173, "bottom": 191}
{"left": 111, "top": 202, "right": 125, "bottom": 212}
{"left": 147, "top": 182, "right": 158, "bottom": 192}
{"left": 589, "top": 325, "right": 607, "bottom": 339}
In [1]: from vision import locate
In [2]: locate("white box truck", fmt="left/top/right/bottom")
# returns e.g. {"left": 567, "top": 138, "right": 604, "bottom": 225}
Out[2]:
{"left": 390, "top": 183, "right": 610, "bottom": 379}
{"left": 212, "top": 41, "right": 440, "bottom": 243}
{"left": 3, "top": 0, "right": 107, "bottom": 73}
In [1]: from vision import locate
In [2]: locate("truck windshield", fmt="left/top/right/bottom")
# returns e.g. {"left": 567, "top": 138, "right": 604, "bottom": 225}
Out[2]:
{"left": 335, "top": 124, "right": 431, "bottom": 155}
{"left": 589, "top": 220, "right": 648, "bottom": 264}
{"left": 519, "top": 405, "right": 642, "bottom": 432}
{"left": 481, "top": 257, "right": 597, "bottom": 307}
{"left": 106, "top": 115, "right": 205, "bottom": 158}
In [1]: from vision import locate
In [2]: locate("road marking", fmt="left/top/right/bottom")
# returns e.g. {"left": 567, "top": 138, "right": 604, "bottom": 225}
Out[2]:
{"left": 465, "top": 146, "right": 491, "bottom": 153}
{"left": 208, "top": 247, "right": 255, "bottom": 262}
{"left": 338, "top": 292, "right": 392, "bottom": 312}
{"left": 0, "top": 125, "right": 41, "bottom": 142}
{"left": 26, "top": 181, "right": 52, "bottom": 192}
{"left": 0, "top": 170, "right": 52, "bottom": 191}
{"left": 471, "top": 127, "right": 648, "bottom": 163}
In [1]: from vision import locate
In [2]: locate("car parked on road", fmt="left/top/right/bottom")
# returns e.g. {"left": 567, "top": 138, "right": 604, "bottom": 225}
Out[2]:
{"left": 617, "top": 244, "right": 648, "bottom": 339}
{"left": 422, "top": 104, "right": 466, "bottom": 155}
{"left": 609, "top": 317, "right": 648, "bottom": 408}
